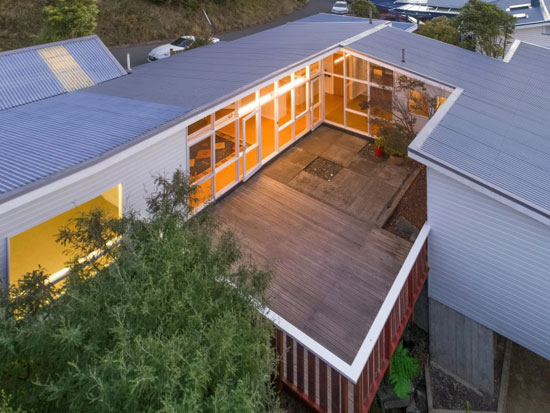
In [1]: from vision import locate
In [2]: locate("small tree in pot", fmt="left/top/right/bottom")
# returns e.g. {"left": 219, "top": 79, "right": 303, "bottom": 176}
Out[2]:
{"left": 362, "top": 76, "right": 439, "bottom": 163}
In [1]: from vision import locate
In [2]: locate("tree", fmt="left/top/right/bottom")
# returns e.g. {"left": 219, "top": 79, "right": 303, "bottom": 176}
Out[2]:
{"left": 351, "top": 0, "right": 380, "bottom": 19}
{"left": 0, "top": 170, "right": 279, "bottom": 412}
{"left": 453, "top": 0, "right": 516, "bottom": 58}
{"left": 40, "top": 0, "right": 99, "bottom": 42}
{"left": 361, "top": 76, "right": 440, "bottom": 157}
{"left": 416, "top": 17, "right": 459, "bottom": 46}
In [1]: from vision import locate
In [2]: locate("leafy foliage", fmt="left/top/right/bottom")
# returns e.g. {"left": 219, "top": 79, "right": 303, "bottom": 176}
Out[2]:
{"left": 40, "top": 0, "right": 99, "bottom": 42}
{"left": 453, "top": 0, "right": 516, "bottom": 58}
{"left": 0, "top": 170, "right": 279, "bottom": 412}
{"left": 417, "top": 17, "right": 459, "bottom": 46}
{"left": 362, "top": 76, "right": 438, "bottom": 157}
{"left": 389, "top": 343, "right": 420, "bottom": 399}
{"left": 351, "top": 0, "right": 380, "bottom": 19}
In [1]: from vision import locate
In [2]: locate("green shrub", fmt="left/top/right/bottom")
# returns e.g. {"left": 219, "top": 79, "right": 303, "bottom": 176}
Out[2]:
{"left": 351, "top": 0, "right": 380, "bottom": 19}
{"left": 389, "top": 343, "right": 420, "bottom": 399}
{"left": 416, "top": 16, "right": 459, "bottom": 45}
{"left": 0, "top": 170, "right": 279, "bottom": 412}
{"left": 40, "top": 0, "right": 99, "bottom": 42}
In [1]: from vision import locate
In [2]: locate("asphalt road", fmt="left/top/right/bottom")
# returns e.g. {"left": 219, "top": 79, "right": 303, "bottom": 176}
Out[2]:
{"left": 109, "top": 0, "right": 335, "bottom": 68}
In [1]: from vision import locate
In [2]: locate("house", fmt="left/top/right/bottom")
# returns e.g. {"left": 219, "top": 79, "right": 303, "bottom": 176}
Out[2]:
{"left": 1, "top": 14, "right": 549, "bottom": 411}
{"left": 391, "top": 0, "right": 550, "bottom": 49}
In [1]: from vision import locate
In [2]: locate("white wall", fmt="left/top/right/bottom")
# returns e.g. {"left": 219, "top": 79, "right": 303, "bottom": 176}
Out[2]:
{"left": 0, "top": 128, "right": 187, "bottom": 285}
{"left": 427, "top": 168, "right": 550, "bottom": 359}
{"left": 513, "top": 24, "right": 550, "bottom": 49}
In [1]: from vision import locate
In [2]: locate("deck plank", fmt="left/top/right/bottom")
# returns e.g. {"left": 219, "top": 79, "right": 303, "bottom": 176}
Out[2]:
{"left": 214, "top": 173, "right": 411, "bottom": 363}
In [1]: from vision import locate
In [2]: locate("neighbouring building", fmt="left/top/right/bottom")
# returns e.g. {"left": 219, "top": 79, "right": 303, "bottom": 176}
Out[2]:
{"left": 0, "top": 14, "right": 549, "bottom": 411}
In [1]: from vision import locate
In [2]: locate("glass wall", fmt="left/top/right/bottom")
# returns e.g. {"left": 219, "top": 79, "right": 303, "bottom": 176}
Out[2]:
{"left": 9, "top": 185, "right": 122, "bottom": 286}
{"left": 323, "top": 52, "right": 394, "bottom": 137}
{"left": 187, "top": 61, "right": 322, "bottom": 210}
{"left": 186, "top": 49, "right": 451, "bottom": 210}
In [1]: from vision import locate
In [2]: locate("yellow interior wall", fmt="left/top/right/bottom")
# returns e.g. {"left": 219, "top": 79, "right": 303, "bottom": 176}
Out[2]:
{"left": 9, "top": 186, "right": 121, "bottom": 286}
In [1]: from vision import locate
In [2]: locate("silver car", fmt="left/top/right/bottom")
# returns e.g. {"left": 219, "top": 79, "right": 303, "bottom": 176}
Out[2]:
{"left": 331, "top": 1, "right": 350, "bottom": 14}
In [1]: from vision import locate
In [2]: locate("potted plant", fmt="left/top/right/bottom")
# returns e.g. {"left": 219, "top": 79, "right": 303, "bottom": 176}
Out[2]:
{"left": 374, "top": 138, "right": 385, "bottom": 158}
{"left": 377, "top": 124, "right": 409, "bottom": 165}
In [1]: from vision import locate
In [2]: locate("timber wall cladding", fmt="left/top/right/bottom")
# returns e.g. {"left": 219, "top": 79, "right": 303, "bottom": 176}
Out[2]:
{"left": 277, "top": 330, "right": 352, "bottom": 413}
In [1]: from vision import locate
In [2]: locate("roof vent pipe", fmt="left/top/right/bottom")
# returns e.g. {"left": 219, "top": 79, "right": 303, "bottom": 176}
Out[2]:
{"left": 401, "top": 48, "right": 406, "bottom": 63}
{"left": 369, "top": 9, "right": 373, "bottom": 24}
{"left": 126, "top": 53, "right": 132, "bottom": 74}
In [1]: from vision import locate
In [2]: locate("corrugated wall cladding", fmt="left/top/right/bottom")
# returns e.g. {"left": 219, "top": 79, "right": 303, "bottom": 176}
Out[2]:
{"left": 0, "top": 128, "right": 188, "bottom": 285}
{"left": 0, "top": 36, "right": 126, "bottom": 110}
{"left": 427, "top": 168, "right": 550, "bottom": 359}
{"left": 0, "top": 91, "right": 188, "bottom": 199}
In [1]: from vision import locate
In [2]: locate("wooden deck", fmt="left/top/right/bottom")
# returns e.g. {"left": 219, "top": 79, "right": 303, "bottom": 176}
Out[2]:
{"left": 214, "top": 172, "right": 412, "bottom": 363}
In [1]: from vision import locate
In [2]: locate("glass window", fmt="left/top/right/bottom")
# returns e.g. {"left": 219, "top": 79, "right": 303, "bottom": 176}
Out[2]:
{"left": 436, "top": 95, "right": 447, "bottom": 109}
{"left": 279, "top": 123, "right": 293, "bottom": 148}
{"left": 238, "top": 92, "right": 257, "bottom": 116}
{"left": 216, "top": 163, "right": 237, "bottom": 195}
{"left": 278, "top": 90, "right": 292, "bottom": 126}
{"left": 260, "top": 83, "right": 275, "bottom": 100}
{"left": 188, "top": 115, "right": 212, "bottom": 139}
{"left": 295, "top": 68, "right": 307, "bottom": 85}
{"left": 215, "top": 103, "right": 236, "bottom": 125}
{"left": 190, "top": 135, "right": 212, "bottom": 183}
{"left": 346, "top": 80, "right": 368, "bottom": 114}
{"left": 310, "top": 61, "right": 321, "bottom": 78}
{"left": 278, "top": 75, "right": 291, "bottom": 90}
{"left": 324, "top": 74, "right": 344, "bottom": 126}
{"left": 324, "top": 52, "right": 344, "bottom": 76}
{"left": 370, "top": 64, "right": 393, "bottom": 87}
{"left": 346, "top": 111, "right": 369, "bottom": 134}
{"left": 295, "top": 82, "right": 308, "bottom": 117}
{"left": 346, "top": 55, "right": 368, "bottom": 82}
{"left": 215, "top": 122, "right": 236, "bottom": 168}
{"left": 370, "top": 87, "right": 392, "bottom": 120}
{"left": 409, "top": 90, "right": 429, "bottom": 117}
{"left": 295, "top": 114, "right": 310, "bottom": 138}
{"left": 9, "top": 185, "right": 122, "bottom": 286}
{"left": 370, "top": 119, "right": 392, "bottom": 138}
{"left": 190, "top": 179, "right": 212, "bottom": 210}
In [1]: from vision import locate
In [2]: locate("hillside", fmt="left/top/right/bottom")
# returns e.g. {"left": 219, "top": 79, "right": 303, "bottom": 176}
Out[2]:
{"left": 0, "top": 0, "right": 306, "bottom": 51}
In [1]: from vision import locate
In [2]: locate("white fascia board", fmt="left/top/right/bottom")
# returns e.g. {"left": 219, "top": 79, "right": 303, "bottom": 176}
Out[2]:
{"left": 409, "top": 87, "right": 464, "bottom": 152}
{"left": 503, "top": 39, "right": 521, "bottom": 63}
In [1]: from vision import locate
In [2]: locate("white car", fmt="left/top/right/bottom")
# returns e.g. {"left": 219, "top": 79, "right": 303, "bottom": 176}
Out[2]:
{"left": 331, "top": 1, "right": 350, "bottom": 14}
{"left": 148, "top": 36, "right": 220, "bottom": 62}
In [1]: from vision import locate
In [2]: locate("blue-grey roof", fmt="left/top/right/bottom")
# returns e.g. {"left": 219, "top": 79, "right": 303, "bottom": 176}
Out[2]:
{"left": 0, "top": 92, "right": 188, "bottom": 199}
{"left": 296, "top": 13, "right": 417, "bottom": 31}
{"left": 88, "top": 20, "right": 385, "bottom": 115}
{"left": 0, "top": 35, "right": 126, "bottom": 111}
{"left": 425, "top": 0, "right": 468, "bottom": 8}
{"left": 424, "top": 0, "right": 548, "bottom": 24}
{"left": 347, "top": 27, "right": 550, "bottom": 217}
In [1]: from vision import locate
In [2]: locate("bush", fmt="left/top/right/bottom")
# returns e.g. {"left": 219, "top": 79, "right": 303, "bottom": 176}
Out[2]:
{"left": 0, "top": 170, "right": 279, "bottom": 412}
{"left": 40, "top": 0, "right": 99, "bottom": 42}
{"left": 416, "top": 17, "right": 459, "bottom": 45}
{"left": 390, "top": 343, "right": 420, "bottom": 399}
{"left": 351, "top": 0, "right": 380, "bottom": 19}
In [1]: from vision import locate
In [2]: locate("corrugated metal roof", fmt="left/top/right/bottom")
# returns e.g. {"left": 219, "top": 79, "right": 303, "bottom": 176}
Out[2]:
{"left": 347, "top": 28, "right": 550, "bottom": 216}
{"left": 0, "top": 35, "right": 126, "bottom": 111}
{"left": 87, "top": 20, "right": 386, "bottom": 114}
{"left": 0, "top": 92, "right": 188, "bottom": 199}
{"left": 296, "top": 13, "right": 416, "bottom": 31}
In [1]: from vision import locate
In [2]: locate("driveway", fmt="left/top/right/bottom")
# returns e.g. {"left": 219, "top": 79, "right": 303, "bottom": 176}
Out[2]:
{"left": 109, "top": 0, "right": 335, "bottom": 67}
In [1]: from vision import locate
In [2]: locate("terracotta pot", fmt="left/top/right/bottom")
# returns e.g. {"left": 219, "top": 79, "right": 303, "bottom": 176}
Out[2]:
{"left": 375, "top": 146, "right": 385, "bottom": 158}
{"left": 389, "top": 154, "right": 404, "bottom": 165}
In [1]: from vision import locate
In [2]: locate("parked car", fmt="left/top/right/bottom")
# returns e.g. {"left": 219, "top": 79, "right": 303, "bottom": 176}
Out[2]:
{"left": 148, "top": 36, "right": 220, "bottom": 62}
{"left": 331, "top": 1, "right": 350, "bottom": 14}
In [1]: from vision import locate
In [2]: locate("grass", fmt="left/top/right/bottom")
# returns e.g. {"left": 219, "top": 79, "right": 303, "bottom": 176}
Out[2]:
{"left": 0, "top": 0, "right": 307, "bottom": 51}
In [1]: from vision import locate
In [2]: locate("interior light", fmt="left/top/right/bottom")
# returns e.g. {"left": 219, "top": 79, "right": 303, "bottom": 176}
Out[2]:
{"left": 334, "top": 56, "right": 345, "bottom": 64}
{"left": 237, "top": 75, "right": 309, "bottom": 116}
